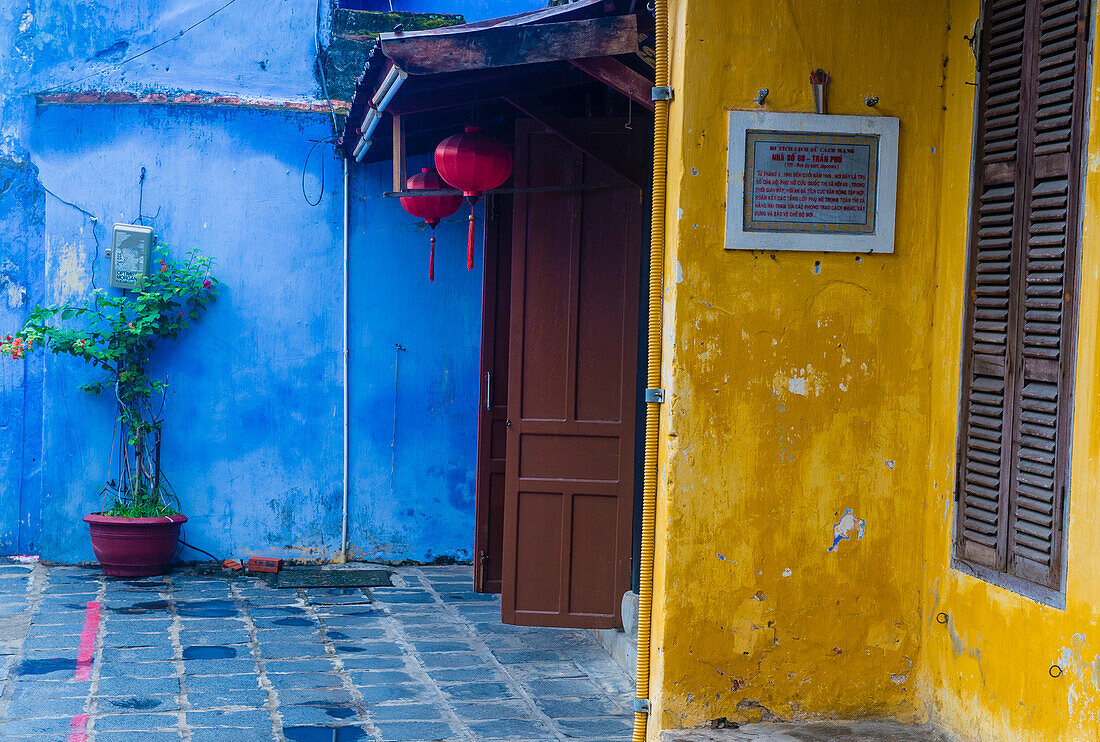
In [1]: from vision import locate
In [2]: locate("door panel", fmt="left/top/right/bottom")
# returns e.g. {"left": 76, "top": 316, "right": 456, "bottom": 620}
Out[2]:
{"left": 473, "top": 195, "right": 512, "bottom": 594}
{"left": 501, "top": 121, "right": 641, "bottom": 628}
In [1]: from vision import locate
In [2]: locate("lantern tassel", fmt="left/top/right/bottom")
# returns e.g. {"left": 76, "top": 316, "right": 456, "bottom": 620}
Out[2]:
{"left": 429, "top": 229, "right": 436, "bottom": 282}
{"left": 467, "top": 209, "right": 476, "bottom": 271}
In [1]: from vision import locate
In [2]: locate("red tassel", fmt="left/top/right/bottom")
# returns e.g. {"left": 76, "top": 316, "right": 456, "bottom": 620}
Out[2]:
{"left": 429, "top": 231, "right": 436, "bottom": 282}
{"left": 467, "top": 209, "right": 476, "bottom": 271}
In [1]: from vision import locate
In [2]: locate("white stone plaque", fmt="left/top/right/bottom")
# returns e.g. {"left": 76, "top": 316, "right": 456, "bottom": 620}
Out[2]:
{"left": 725, "top": 111, "right": 898, "bottom": 253}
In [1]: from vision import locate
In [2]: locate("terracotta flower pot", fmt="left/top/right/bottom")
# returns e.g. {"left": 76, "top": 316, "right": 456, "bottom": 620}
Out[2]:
{"left": 82, "top": 513, "right": 187, "bottom": 577}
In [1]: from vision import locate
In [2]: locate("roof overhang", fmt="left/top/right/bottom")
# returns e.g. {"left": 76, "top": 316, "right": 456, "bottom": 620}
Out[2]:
{"left": 339, "top": 0, "right": 653, "bottom": 166}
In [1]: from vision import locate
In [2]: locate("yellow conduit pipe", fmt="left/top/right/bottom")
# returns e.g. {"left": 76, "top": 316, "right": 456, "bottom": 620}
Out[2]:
{"left": 634, "top": 0, "right": 669, "bottom": 740}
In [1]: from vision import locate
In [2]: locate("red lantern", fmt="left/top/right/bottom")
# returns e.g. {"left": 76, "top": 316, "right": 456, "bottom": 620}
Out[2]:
{"left": 400, "top": 168, "right": 462, "bottom": 281}
{"left": 434, "top": 126, "right": 513, "bottom": 270}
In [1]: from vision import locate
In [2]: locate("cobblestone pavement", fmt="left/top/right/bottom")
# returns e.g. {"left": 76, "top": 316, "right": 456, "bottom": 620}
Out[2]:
{"left": 0, "top": 560, "right": 634, "bottom": 741}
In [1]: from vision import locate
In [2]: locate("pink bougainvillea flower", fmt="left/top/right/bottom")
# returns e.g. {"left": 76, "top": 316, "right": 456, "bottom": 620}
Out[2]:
{"left": 202, "top": 279, "right": 212, "bottom": 289}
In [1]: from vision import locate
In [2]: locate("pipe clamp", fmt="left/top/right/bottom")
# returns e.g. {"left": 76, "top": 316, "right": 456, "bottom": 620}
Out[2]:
{"left": 645, "top": 388, "right": 665, "bottom": 404}
{"left": 633, "top": 698, "right": 651, "bottom": 713}
{"left": 651, "top": 86, "right": 673, "bottom": 101}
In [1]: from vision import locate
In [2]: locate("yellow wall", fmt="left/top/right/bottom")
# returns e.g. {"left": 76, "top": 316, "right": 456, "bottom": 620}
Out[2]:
{"left": 918, "top": 1, "right": 1100, "bottom": 739}
{"left": 651, "top": 0, "right": 951, "bottom": 731}
{"left": 652, "top": 0, "right": 1100, "bottom": 739}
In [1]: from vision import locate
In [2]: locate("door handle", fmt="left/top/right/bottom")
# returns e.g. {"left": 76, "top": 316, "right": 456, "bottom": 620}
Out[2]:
{"left": 485, "top": 372, "right": 491, "bottom": 411}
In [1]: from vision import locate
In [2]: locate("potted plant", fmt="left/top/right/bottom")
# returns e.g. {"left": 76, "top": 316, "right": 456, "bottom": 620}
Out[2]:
{"left": 2, "top": 248, "right": 219, "bottom": 576}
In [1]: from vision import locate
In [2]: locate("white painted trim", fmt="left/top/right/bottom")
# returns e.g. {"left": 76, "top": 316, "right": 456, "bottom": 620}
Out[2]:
{"left": 724, "top": 110, "right": 899, "bottom": 253}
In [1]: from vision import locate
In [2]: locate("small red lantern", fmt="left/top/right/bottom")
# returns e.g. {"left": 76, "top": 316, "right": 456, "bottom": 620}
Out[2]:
{"left": 434, "top": 126, "right": 513, "bottom": 270}
{"left": 400, "top": 168, "right": 462, "bottom": 281}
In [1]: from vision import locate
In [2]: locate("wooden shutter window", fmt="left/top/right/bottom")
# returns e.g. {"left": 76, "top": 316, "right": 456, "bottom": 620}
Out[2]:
{"left": 956, "top": 0, "right": 1087, "bottom": 593}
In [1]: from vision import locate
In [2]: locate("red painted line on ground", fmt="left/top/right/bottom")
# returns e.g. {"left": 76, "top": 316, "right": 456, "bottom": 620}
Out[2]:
{"left": 74, "top": 601, "right": 100, "bottom": 681}
{"left": 67, "top": 713, "right": 88, "bottom": 742}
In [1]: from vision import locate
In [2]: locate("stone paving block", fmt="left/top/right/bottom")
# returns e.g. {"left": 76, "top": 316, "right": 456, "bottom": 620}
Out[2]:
{"left": 266, "top": 672, "right": 345, "bottom": 690}
{"left": 556, "top": 716, "right": 635, "bottom": 737}
{"left": 8, "top": 658, "right": 78, "bottom": 680}
{"left": 104, "top": 619, "right": 174, "bottom": 634}
{"left": 275, "top": 688, "right": 356, "bottom": 707}
{"left": 190, "top": 727, "right": 275, "bottom": 742}
{"left": 354, "top": 683, "right": 430, "bottom": 704}
{"left": 372, "top": 720, "right": 459, "bottom": 741}
{"left": 99, "top": 695, "right": 181, "bottom": 713}
{"left": 450, "top": 701, "right": 531, "bottom": 721}
{"left": 424, "top": 666, "right": 503, "bottom": 683}
{"left": 1, "top": 695, "right": 86, "bottom": 719}
{"left": 322, "top": 627, "right": 387, "bottom": 641}
{"left": 99, "top": 662, "right": 177, "bottom": 679}
{"left": 258, "top": 643, "right": 330, "bottom": 659}
{"left": 186, "top": 708, "right": 272, "bottom": 727}
{"left": 0, "top": 715, "right": 81, "bottom": 735}
{"left": 418, "top": 651, "right": 482, "bottom": 668}
{"left": 94, "top": 712, "right": 181, "bottom": 731}
{"left": 185, "top": 674, "right": 263, "bottom": 693}
{"left": 181, "top": 658, "right": 260, "bottom": 676}
{"left": 186, "top": 689, "right": 270, "bottom": 709}
{"left": 344, "top": 670, "right": 416, "bottom": 686}
{"left": 439, "top": 682, "right": 514, "bottom": 701}
{"left": 95, "top": 732, "right": 184, "bottom": 742}
{"left": 178, "top": 629, "right": 253, "bottom": 645}
{"left": 332, "top": 641, "right": 404, "bottom": 657}
{"left": 369, "top": 590, "right": 434, "bottom": 604}
{"left": 470, "top": 717, "right": 555, "bottom": 739}
{"left": 97, "top": 675, "right": 182, "bottom": 697}
{"left": 249, "top": 607, "right": 308, "bottom": 617}
{"left": 366, "top": 702, "right": 445, "bottom": 721}
{"left": 24, "top": 623, "right": 81, "bottom": 637}
{"left": 336, "top": 655, "right": 409, "bottom": 671}
{"left": 535, "top": 695, "right": 624, "bottom": 719}
{"left": 9, "top": 679, "right": 90, "bottom": 700}
{"left": 102, "top": 632, "right": 175, "bottom": 648}
{"left": 408, "top": 639, "right": 476, "bottom": 653}
{"left": 525, "top": 677, "right": 606, "bottom": 697}
{"left": 491, "top": 648, "right": 564, "bottom": 664}
{"left": 283, "top": 725, "right": 370, "bottom": 741}
{"left": 278, "top": 703, "right": 362, "bottom": 725}
{"left": 263, "top": 658, "right": 336, "bottom": 674}
{"left": 102, "top": 646, "right": 176, "bottom": 663}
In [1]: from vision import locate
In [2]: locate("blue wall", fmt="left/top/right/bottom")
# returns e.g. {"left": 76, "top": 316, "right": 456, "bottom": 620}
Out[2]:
{"left": 0, "top": 0, "right": 537, "bottom": 563}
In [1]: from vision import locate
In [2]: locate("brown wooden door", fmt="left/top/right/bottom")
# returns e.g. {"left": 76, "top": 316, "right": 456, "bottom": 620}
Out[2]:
{"left": 500, "top": 121, "right": 641, "bottom": 628}
{"left": 474, "top": 195, "right": 512, "bottom": 594}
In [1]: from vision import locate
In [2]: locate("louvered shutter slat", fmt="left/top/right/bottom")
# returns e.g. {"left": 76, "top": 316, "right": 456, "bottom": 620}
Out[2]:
{"left": 957, "top": 0, "right": 1085, "bottom": 590}
{"left": 1004, "top": 0, "right": 1086, "bottom": 590}
{"left": 956, "top": 0, "right": 1024, "bottom": 568}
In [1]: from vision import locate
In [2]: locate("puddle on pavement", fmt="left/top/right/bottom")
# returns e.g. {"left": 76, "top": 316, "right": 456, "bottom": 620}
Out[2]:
{"left": 175, "top": 600, "right": 238, "bottom": 618}
{"left": 15, "top": 658, "right": 76, "bottom": 676}
{"left": 107, "top": 697, "right": 164, "bottom": 710}
{"left": 273, "top": 617, "right": 315, "bottom": 627}
{"left": 326, "top": 631, "right": 351, "bottom": 640}
{"left": 114, "top": 600, "right": 171, "bottom": 614}
{"left": 283, "top": 726, "right": 367, "bottom": 741}
{"left": 333, "top": 645, "right": 365, "bottom": 653}
{"left": 183, "top": 645, "right": 237, "bottom": 660}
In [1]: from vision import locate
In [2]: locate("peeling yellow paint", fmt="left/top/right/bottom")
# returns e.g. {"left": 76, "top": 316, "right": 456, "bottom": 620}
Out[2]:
{"left": 648, "top": 0, "right": 1100, "bottom": 740}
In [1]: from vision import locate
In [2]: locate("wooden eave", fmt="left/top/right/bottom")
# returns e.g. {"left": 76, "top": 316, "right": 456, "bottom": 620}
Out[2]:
{"left": 338, "top": 1, "right": 653, "bottom": 161}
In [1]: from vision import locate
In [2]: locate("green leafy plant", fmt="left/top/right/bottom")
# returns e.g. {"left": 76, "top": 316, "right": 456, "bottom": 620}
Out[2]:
{"left": 1, "top": 247, "right": 219, "bottom": 517}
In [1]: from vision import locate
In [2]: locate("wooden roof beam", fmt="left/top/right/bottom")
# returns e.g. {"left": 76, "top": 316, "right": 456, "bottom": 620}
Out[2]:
{"left": 381, "top": 15, "right": 638, "bottom": 76}
{"left": 568, "top": 57, "right": 654, "bottom": 111}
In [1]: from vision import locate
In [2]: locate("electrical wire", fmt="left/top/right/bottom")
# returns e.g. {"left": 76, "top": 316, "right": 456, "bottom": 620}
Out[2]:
{"left": 314, "top": 0, "right": 340, "bottom": 139}
{"left": 302, "top": 137, "right": 337, "bottom": 206}
{"left": 34, "top": 0, "right": 242, "bottom": 94}
{"left": 41, "top": 184, "right": 100, "bottom": 290}
{"left": 178, "top": 538, "right": 221, "bottom": 562}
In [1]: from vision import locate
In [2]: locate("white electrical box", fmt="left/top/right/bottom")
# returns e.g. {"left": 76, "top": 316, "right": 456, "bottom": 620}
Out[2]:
{"left": 110, "top": 223, "right": 154, "bottom": 290}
